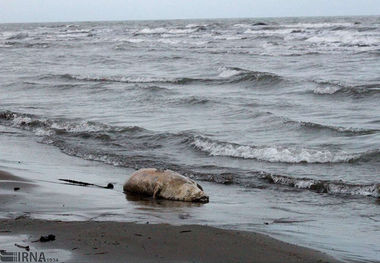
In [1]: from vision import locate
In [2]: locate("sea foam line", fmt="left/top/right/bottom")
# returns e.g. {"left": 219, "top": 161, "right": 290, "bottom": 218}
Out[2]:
{"left": 191, "top": 136, "right": 358, "bottom": 164}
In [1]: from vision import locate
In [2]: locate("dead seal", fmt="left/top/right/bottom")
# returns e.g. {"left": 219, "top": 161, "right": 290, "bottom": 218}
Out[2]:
{"left": 123, "top": 168, "right": 209, "bottom": 203}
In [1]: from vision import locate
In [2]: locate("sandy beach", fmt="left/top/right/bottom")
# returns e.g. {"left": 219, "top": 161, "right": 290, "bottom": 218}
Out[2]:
{"left": 0, "top": 217, "right": 340, "bottom": 263}
{"left": 0, "top": 167, "right": 342, "bottom": 262}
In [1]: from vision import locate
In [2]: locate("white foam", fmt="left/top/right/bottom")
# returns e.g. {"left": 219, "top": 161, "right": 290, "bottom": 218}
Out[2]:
{"left": 12, "top": 116, "right": 32, "bottom": 126}
{"left": 157, "top": 39, "right": 181, "bottom": 45}
{"left": 125, "top": 38, "right": 145, "bottom": 43}
{"left": 192, "top": 137, "right": 354, "bottom": 163}
{"left": 306, "top": 31, "right": 380, "bottom": 46}
{"left": 139, "top": 27, "right": 168, "bottom": 34}
{"left": 244, "top": 28, "right": 293, "bottom": 35}
{"left": 268, "top": 175, "right": 379, "bottom": 197}
{"left": 118, "top": 35, "right": 207, "bottom": 46}
{"left": 50, "top": 120, "right": 107, "bottom": 133}
{"left": 313, "top": 86, "right": 341, "bottom": 94}
{"left": 167, "top": 28, "right": 198, "bottom": 34}
{"left": 137, "top": 27, "right": 197, "bottom": 35}
{"left": 283, "top": 22, "right": 352, "bottom": 28}
{"left": 214, "top": 35, "right": 244, "bottom": 40}
{"left": 156, "top": 38, "right": 208, "bottom": 46}
{"left": 185, "top": 23, "right": 202, "bottom": 28}
{"left": 327, "top": 183, "right": 379, "bottom": 197}
{"left": 120, "top": 76, "right": 168, "bottom": 83}
{"left": 35, "top": 128, "right": 55, "bottom": 136}
{"left": 233, "top": 23, "right": 252, "bottom": 28}
{"left": 55, "top": 33, "right": 88, "bottom": 39}
{"left": 64, "top": 29, "right": 91, "bottom": 34}
{"left": 270, "top": 176, "right": 314, "bottom": 189}
{"left": 64, "top": 74, "right": 169, "bottom": 84}
{"left": 294, "top": 180, "right": 315, "bottom": 189}
{"left": 217, "top": 67, "right": 242, "bottom": 78}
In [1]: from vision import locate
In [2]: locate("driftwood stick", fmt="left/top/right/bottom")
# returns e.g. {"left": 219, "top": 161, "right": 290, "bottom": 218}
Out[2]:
{"left": 59, "top": 179, "right": 113, "bottom": 189}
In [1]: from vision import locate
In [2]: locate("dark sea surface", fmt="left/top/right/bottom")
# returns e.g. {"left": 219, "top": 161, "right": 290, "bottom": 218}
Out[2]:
{"left": 0, "top": 16, "right": 379, "bottom": 262}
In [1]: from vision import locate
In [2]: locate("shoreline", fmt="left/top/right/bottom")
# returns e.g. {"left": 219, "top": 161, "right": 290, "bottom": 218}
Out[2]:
{"left": 0, "top": 168, "right": 342, "bottom": 262}
{"left": 0, "top": 218, "right": 341, "bottom": 263}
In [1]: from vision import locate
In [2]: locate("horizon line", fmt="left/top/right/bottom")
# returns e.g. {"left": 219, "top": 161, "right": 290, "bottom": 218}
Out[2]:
{"left": 0, "top": 13, "right": 378, "bottom": 25}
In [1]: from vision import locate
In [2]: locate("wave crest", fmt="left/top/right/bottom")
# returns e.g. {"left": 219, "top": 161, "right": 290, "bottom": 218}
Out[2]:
{"left": 263, "top": 174, "right": 379, "bottom": 198}
{"left": 136, "top": 27, "right": 201, "bottom": 35}
{"left": 39, "top": 67, "right": 283, "bottom": 86}
{"left": 313, "top": 81, "right": 380, "bottom": 96}
{"left": 284, "top": 119, "right": 380, "bottom": 136}
{"left": 191, "top": 136, "right": 357, "bottom": 164}
{"left": 0, "top": 110, "right": 144, "bottom": 138}
{"left": 6, "top": 32, "right": 29, "bottom": 40}
{"left": 1, "top": 110, "right": 379, "bottom": 199}
{"left": 217, "top": 67, "right": 282, "bottom": 84}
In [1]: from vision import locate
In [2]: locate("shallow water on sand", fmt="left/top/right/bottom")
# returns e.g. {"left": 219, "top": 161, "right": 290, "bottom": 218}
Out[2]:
{"left": 0, "top": 16, "right": 379, "bottom": 262}
{"left": 0, "top": 126, "right": 379, "bottom": 262}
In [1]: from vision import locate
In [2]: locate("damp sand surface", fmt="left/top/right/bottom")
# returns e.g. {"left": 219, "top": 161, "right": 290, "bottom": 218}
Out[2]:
{"left": 0, "top": 218, "right": 341, "bottom": 263}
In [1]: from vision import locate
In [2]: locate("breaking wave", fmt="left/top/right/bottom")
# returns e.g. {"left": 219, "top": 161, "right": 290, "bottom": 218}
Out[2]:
{"left": 40, "top": 73, "right": 169, "bottom": 84}
{"left": 39, "top": 67, "right": 283, "bottom": 86}
{"left": 2, "top": 110, "right": 377, "bottom": 165}
{"left": 0, "top": 110, "right": 144, "bottom": 138}
{"left": 191, "top": 136, "right": 360, "bottom": 164}
{"left": 3, "top": 41, "right": 50, "bottom": 49}
{"left": 1, "top": 110, "right": 379, "bottom": 199}
{"left": 283, "top": 119, "right": 380, "bottom": 136}
{"left": 305, "top": 31, "right": 379, "bottom": 47}
{"left": 6, "top": 32, "right": 29, "bottom": 40}
{"left": 313, "top": 81, "right": 380, "bottom": 96}
{"left": 262, "top": 174, "right": 379, "bottom": 198}
{"left": 136, "top": 26, "right": 204, "bottom": 35}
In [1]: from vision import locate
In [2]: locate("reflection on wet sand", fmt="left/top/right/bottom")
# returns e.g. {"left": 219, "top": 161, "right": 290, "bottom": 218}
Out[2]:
{"left": 125, "top": 193, "right": 204, "bottom": 208}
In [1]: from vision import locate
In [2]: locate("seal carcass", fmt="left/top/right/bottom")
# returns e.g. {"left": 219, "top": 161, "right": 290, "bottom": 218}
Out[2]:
{"left": 123, "top": 168, "right": 209, "bottom": 203}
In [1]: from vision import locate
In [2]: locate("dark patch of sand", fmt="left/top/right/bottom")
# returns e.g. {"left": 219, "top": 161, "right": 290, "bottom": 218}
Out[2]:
{"left": 0, "top": 170, "right": 29, "bottom": 182}
{"left": 0, "top": 170, "right": 36, "bottom": 207}
{"left": 0, "top": 218, "right": 341, "bottom": 263}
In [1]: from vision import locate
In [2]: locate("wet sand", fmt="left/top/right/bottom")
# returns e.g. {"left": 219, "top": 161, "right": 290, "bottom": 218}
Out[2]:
{"left": 0, "top": 218, "right": 341, "bottom": 263}
{"left": 0, "top": 170, "right": 36, "bottom": 208}
{"left": 0, "top": 169, "right": 341, "bottom": 263}
{"left": 0, "top": 170, "right": 26, "bottom": 181}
